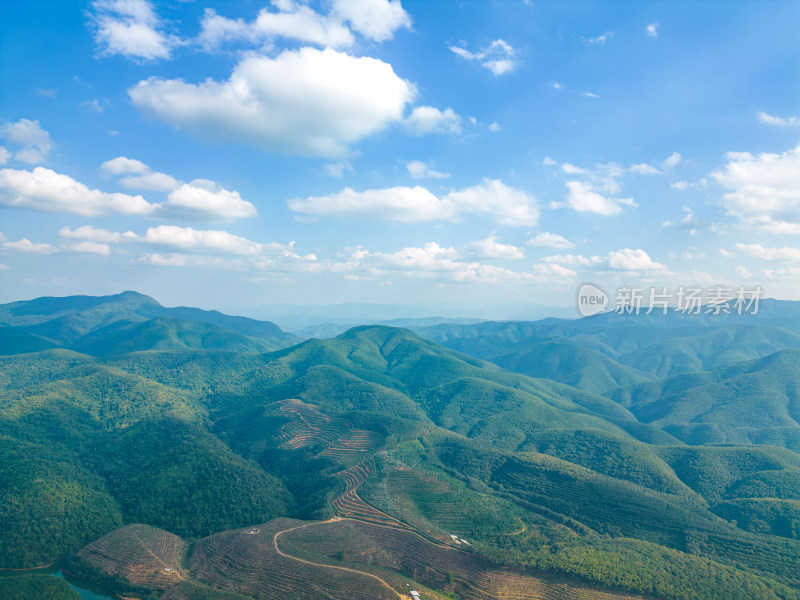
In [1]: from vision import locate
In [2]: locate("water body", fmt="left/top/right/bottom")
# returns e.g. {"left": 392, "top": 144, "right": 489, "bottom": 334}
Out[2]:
{"left": 0, "top": 564, "right": 115, "bottom": 599}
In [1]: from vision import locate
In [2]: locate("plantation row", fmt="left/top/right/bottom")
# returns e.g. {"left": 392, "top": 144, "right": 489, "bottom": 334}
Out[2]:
{"left": 190, "top": 519, "right": 398, "bottom": 600}
{"left": 76, "top": 524, "right": 187, "bottom": 590}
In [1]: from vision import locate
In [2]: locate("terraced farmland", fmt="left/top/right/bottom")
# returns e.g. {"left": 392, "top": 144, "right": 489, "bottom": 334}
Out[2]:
{"left": 190, "top": 519, "right": 401, "bottom": 600}
{"left": 77, "top": 523, "right": 187, "bottom": 590}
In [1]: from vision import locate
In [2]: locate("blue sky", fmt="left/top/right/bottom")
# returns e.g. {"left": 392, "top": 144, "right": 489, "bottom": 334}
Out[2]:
{"left": 1, "top": 0, "right": 799, "bottom": 315}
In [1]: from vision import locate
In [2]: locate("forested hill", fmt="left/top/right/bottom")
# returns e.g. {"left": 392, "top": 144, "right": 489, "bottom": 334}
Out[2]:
{"left": 1, "top": 296, "right": 800, "bottom": 600}
{"left": 0, "top": 291, "right": 301, "bottom": 355}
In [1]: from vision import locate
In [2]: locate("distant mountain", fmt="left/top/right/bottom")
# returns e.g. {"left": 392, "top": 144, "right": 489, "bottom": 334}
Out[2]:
{"left": 418, "top": 300, "right": 800, "bottom": 379}
{"left": 0, "top": 291, "right": 301, "bottom": 355}
{"left": 612, "top": 349, "right": 800, "bottom": 449}
{"left": 487, "top": 338, "right": 655, "bottom": 394}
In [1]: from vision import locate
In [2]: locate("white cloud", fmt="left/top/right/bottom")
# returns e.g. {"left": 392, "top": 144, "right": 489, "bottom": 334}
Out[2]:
{"left": 120, "top": 171, "right": 181, "bottom": 191}
{"left": 332, "top": 0, "right": 411, "bottom": 42}
{"left": 449, "top": 39, "right": 517, "bottom": 75}
{"left": 138, "top": 225, "right": 262, "bottom": 255}
{"left": 628, "top": 163, "right": 661, "bottom": 175}
{"left": 582, "top": 91, "right": 600, "bottom": 99}
{"left": 526, "top": 232, "right": 574, "bottom": 248}
{"left": 542, "top": 249, "right": 667, "bottom": 272}
{"left": 289, "top": 178, "right": 539, "bottom": 226}
{"left": 64, "top": 241, "right": 112, "bottom": 255}
{"left": 289, "top": 186, "right": 450, "bottom": 222}
{"left": 735, "top": 243, "right": 800, "bottom": 262}
{"left": 462, "top": 235, "right": 524, "bottom": 260}
{"left": 562, "top": 180, "right": 636, "bottom": 216}
{"left": 584, "top": 31, "right": 613, "bottom": 45}
{"left": 713, "top": 143, "right": 800, "bottom": 234}
{"left": 197, "top": 5, "right": 353, "bottom": 50}
{"left": 162, "top": 179, "right": 257, "bottom": 221}
{"left": 90, "top": 0, "right": 178, "bottom": 61}
{"left": 646, "top": 23, "right": 659, "bottom": 38}
{"left": 443, "top": 179, "right": 539, "bottom": 226}
{"left": 0, "top": 119, "right": 53, "bottom": 164}
{"left": 488, "top": 121, "right": 501, "bottom": 132}
{"left": 0, "top": 147, "right": 9, "bottom": 165}
{"left": 129, "top": 48, "right": 415, "bottom": 157}
{"left": 663, "top": 152, "right": 681, "bottom": 168}
{"left": 2, "top": 238, "right": 58, "bottom": 254}
{"left": 197, "top": 0, "right": 409, "bottom": 50}
{"left": 0, "top": 167, "right": 155, "bottom": 217}
{"left": 405, "top": 160, "right": 449, "bottom": 179}
{"left": 59, "top": 225, "right": 137, "bottom": 244}
{"left": 607, "top": 248, "right": 667, "bottom": 271}
{"left": 0, "top": 264, "right": 9, "bottom": 270}
{"left": 757, "top": 112, "right": 800, "bottom": 127}
{"left": 100, "top": 156, "right": 150, "bottom": 175}
{"left": 404, "top": 106, "right": 462, "bottom": 136}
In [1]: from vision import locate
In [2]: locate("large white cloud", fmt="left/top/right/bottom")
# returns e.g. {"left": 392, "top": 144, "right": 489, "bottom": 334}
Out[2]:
{"left": 713, "top": 143, "right": 800, "bottom": 234}
{"left": 163, "top": 180, "right": 257, "bottom": 221}
{"left": 332, "top": 0, "right": 411, "bottom": 42}
{"left": 0, "top": 167, "right": 156, "bottom": 217}
{"left": 129, "top": 48, "right": 415, "bottom": 157}
{"left": 289, "top": 179, "right": 539, "bottom": 226}
{"left": 90, "top": 0, "right": 178, "bottom": 61}
{"left": 289, "top": 186, "right": 450, "bottom": 222}
{"left": 138, "top": 225, "right": 262, "bottom": 255}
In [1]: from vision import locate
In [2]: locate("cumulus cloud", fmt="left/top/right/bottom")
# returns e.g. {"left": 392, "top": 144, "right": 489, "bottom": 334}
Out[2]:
{"left": 712, "top": 143, "right": 800, "bottom": 233}
{"left": 289, "top": 186, "right": 450, "bottom": 222}
{"left": 162, "top": 180, "right": 257, "bottom": 221}
{"left": 757, "top": 112, "right": 800, "bottom": 127}
{"left": 138, "top": 225, "right": 262, "bottom": 255}
{"left": 90, "top": 0, "right": 179, "bottom": 61}
{"left": 448, "top": 39, "right": 517, "bottom": 75}
{"left": 462, "top": 235, "right": 524, "bottom": 259}
{"left": 405, "top": 160, "right": 449, "bottom": 179}
{"left": 0, "top": 147, "right": 10, "bottom": 165}
{"left": 101, "top": 156, "right": 180, "bottom": 191}
{"left": 0, "top": 167, "right": 156, "bottom": 217}
{"left": 289, "top": 179, "right": 538, "bottom": 226}
{"left": 646, "top": 23, "right": 659, "bottom": 38}
{"left": 404, "top": 106, "right": 462, "bottom": 136}
{"left": 2, "top": 238, "right": 58, "bottom": 254}
{"left": 129, "top": 48, "right": 415, "bottom": 157}
{"left": 63, "top": 241, "right": 112, "bottom": 255}
{"left": 543, "top": 248, "right": 667, "bottom": 272}
{"left": 735, "top": 243, "right": 800, "bottom": 262}
{"left": 0, "top": 119, "right": 53, "bottom": 164}
{"left": 562, "top": 180, "right": 636, "bottom": 216}
{"left": 197, "top": 0, "right": 409, "bottom": 50}
{"left": 332, "top": 0, "right": 411, "bottom": 42}
{"left": 663, "top": 152, "right": 681, "bottom": 168}
{"left": 59, "top": 225, "right": 137, "bottom": 243}
{"left": 526, "top": 232, "right": 574, "bottom": 248}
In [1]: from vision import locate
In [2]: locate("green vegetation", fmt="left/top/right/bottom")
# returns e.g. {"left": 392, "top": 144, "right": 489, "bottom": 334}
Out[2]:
{"left": 2, "top": 293, "right": 800, "bottom": 600}
{"left": 0, "top": 574, "right": 79, "bottom": 600}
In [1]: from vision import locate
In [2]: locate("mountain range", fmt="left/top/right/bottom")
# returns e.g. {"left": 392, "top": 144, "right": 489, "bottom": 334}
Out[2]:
{"left": 1, "top": 292, "right": 799, "bottom": 600}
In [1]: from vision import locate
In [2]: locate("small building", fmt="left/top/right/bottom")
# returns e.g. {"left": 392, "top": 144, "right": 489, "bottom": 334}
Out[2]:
{"left": 247, "top": 528, "right": 260, "bottom": 535}
{"left": 162, "top": 568, "right": 173, "bottom": 574}
{"left": 410, "top": 592, "right": 421, "bottom": 600}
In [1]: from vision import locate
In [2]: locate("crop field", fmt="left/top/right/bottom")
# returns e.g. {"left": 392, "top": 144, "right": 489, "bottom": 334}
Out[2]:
{"left": 77, "top": 523, "right": 187, "bottom": 590}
